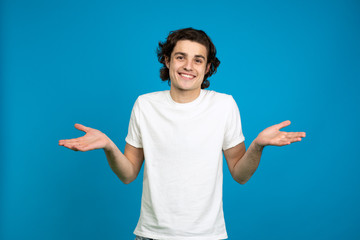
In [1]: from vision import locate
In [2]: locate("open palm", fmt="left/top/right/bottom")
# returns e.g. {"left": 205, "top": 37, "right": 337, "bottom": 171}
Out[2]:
{"left": 255, "top": 120, "right": 306, "bottom": 147}
{"left": 58, "top": 124, "right": 110, "bottom": 151}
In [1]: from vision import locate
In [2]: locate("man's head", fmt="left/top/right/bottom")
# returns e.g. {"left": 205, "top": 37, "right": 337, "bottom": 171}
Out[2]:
{"left": 157, "top": 28, "right": 220, "bottom": 89}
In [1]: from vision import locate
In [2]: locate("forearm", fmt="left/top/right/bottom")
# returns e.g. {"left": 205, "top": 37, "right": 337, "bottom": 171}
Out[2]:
{"left": 232, "top": 140, "right": 264, "bottom": 184}
{"left": 103, "top": 140, "right": 136, "bottom": 184}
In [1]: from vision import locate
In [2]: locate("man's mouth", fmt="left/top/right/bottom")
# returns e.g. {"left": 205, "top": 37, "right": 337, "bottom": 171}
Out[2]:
{"left": 178, "top": 72, "right": 196, "bottom": 80}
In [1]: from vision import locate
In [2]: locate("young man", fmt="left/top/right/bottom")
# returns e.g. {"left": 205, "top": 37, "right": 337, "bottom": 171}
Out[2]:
{"left": 59, "top": 28, "right": 306, "bottom": 240}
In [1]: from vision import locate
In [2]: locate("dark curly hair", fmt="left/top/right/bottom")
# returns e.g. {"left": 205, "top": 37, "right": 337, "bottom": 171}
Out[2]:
{"left": 157, "top": 28, "right": 220, "bottom": 89}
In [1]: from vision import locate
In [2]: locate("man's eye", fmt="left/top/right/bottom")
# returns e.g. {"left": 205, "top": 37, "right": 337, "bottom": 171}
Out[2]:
{"left": 195, "top": 59, "right": 203, "bottom": 64}
{"left": 176, "top": 56, "right": 184, "bottom": 60}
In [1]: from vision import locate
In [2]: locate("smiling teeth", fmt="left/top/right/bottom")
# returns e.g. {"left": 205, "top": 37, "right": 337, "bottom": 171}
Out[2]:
{"left": 181, "top": 73, "right": 194, "bottom": 78}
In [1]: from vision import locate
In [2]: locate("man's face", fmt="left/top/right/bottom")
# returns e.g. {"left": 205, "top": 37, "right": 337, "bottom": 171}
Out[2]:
{"left": 166, "top": 40, "right": 210, "bottom": 93}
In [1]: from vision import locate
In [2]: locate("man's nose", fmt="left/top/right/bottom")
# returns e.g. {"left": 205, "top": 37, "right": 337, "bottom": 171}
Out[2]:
{"left": 183, "top": 60, "right": 193, "bottom": 71}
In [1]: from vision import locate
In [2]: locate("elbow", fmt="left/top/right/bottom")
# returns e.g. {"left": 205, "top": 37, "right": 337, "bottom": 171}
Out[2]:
{"left": 237, "top": 179, "right": 248, "bottom": 185}
{"left": 234, "top": 175, "right": 250, "bottom": 185}
{"left": 123, "top": 180, "right": 132, "bottom": 185}
{"left": 238, "top": 179, "right": 248, "bottom": 185}
{"left": 122, "top": 178, "right": 132, "bottom": 184}
{"left": 118, "top": 174, "right": 136, "bottom": 185}
{"left": 121, "top": 176, "right": 136, "bottom": 184}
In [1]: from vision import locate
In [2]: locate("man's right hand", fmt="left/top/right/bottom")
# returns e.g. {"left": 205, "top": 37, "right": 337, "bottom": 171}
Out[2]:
{"left": 59, "top": 124, "right": 111, "bottom": 152}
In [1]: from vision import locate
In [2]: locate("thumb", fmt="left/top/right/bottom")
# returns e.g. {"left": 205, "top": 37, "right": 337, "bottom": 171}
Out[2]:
{"left": 275, "top": 120, "right": 291, "bottom": 130}
{"left": 74, "top": 123, "right": 91, "bottom": 133}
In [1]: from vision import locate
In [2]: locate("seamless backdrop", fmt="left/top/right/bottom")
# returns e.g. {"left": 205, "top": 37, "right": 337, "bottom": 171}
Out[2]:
{"left": 1, "top": 0, "right": 360, "bottom": 239}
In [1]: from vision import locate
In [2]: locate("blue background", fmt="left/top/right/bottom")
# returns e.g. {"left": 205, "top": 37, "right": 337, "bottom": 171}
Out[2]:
{"left": 1, "top": 0, "right": 360, "bottom": 239}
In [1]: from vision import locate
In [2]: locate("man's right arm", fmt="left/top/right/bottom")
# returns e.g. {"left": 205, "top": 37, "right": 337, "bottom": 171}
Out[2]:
{"left": 59, "top": 123, "right": 144, "bottom": 184}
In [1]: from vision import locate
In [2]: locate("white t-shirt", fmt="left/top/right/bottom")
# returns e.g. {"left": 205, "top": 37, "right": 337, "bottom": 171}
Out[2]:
{"left": 125, "top": 90, "right": 245, "bottom": 240}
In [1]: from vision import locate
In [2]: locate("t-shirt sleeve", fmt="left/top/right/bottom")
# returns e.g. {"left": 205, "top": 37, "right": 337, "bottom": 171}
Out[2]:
{"left": 222, "top": 96, "right": 245, "bottom": 150}
{"left": 125, "top": 98, "right": 143, "bottom": 148}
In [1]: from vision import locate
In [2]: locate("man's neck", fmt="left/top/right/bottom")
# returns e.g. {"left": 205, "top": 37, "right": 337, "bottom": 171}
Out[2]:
{"left": 169, "top": 88, "right": 201, "bottom": 103}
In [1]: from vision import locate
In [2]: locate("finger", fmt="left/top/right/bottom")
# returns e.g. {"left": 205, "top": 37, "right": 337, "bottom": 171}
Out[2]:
{"left": 74, "top": 123, "right": 91, "bottom": 133}
{"left": 276, "top": 120, "right": 291, "bottom": 130}
{"left": 69, "top": 145, "right": 79, "bottom": 151}
{"left": 275, "top": 134, "right": 305, "bottom": 146}
{"left": 289, "top": 137, "right": 302, "bottom": 143}
{"left": 279, "top": 138, "right": 295, "bottom": 145}
{"left": 59, "top": 139, "right": 80, "bottom": 146}
{"left": 61, "top": 143, "right": 79, "bottom": 151}
{"left": 284, "top": 132, "right": 306, "bottom": 138}
{"left": 283, "top": 135, "right": 305, "bottom": 145}
{"left": 296, "top": 132, "right": 306, "bottom": 138}
{"left": 59, "top": 139, "right": 73, "bottom": 146}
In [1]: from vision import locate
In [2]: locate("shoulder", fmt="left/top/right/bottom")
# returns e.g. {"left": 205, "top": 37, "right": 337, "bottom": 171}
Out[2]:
{"left": 202, "top": 90, "right": 240, "bottom": 116}
{"left": 138, "top": 90, "right": 168, "bottom": 99}
{"left": 202, "top": 90, "right": 235, "bottom": 104}
{"left": 135, "top": 90, "right": 169, "bottom": 106}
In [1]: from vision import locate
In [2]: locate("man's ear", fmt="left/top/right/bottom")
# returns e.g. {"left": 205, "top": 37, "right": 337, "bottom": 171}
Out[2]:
{"left": 206, "top": 63, "right": 211, "bottom": 74}
{"left": 165, "top": 56, "right": 170, "bottom": 69}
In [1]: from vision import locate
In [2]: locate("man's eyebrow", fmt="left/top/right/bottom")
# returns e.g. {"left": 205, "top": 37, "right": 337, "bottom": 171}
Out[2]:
{"left": 194, "top": 54, "right": 206, "bottom": 60}
{"left": 174, "top": 52, "right": 206, "bottom": 60}
{"left": 174, "top": 52, "right": 187, "bottom": 56}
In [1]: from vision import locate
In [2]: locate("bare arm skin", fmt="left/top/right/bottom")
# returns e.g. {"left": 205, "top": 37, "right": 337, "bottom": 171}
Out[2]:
{"left": 224, "top": 120, "right": 306, "bottom": 184}
{"left": 58, "top": 124, "right": 144, "bottom": 184}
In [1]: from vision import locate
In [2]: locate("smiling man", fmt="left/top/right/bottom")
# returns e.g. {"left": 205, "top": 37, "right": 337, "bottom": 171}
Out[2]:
{"left": 59, "top": 28, "right": 306, "bottom": 240}
{"left": 166, "top": 40, "right": 209, "bottom": 100}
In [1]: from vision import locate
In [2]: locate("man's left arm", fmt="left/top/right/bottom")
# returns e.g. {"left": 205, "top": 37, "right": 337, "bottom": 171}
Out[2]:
{"left": 224, "top": 120, "right": 306, "bottom": 184}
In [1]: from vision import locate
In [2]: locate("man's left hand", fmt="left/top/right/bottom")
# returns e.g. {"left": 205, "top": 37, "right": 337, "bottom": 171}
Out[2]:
{"left": 254, "top": 120, "right": 306, "bottom": 147}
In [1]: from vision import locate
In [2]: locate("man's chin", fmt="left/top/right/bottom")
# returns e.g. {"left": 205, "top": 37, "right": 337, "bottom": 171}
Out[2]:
{"left": 175, "top": 84, "right": 197, "bottom": 90}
